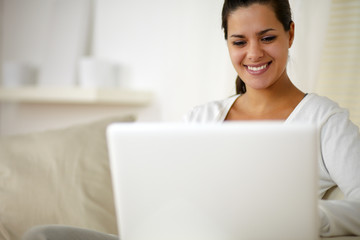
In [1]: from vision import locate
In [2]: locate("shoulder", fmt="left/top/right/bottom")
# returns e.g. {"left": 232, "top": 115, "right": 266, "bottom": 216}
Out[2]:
{"left": 288, "top": 93, "right": 348, "bottom": 126}
{"left": 183, "top": 95, "right": 239, "bottom": 123}
{"left": 302, "top": 93, "right": 344, "bottom": 114}
{"left": 294, "top": 94, "right": 360, "bottom": 163}
{"left": 305, "top": 93, "right": 343, "bottom": 112}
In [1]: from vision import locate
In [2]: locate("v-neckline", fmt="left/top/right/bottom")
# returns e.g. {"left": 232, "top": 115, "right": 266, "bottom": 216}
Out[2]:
{"left": 220, "top": 93, "right": 311, "bottom": 122}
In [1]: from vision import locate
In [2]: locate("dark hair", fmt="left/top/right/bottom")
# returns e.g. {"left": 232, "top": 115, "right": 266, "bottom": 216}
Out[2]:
{"left": 221, "top": 0, "right": 293, "bottom": 94}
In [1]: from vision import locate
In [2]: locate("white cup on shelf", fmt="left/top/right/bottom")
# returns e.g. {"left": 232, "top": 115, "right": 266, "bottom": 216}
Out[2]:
{"left": 1, "top": 62, "right": 37, "bottom": 88}
{"left": 78, "top": 57, "right": 119, "bottom": 88}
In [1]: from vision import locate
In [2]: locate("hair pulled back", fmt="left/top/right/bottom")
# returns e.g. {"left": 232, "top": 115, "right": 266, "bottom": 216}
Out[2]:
{"left": 221, "top": 0, "right": 293, "bottom": 94}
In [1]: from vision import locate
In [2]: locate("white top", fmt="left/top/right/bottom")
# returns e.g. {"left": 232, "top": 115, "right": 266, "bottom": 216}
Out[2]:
{"left": 184, "top": 93, "right": 360, "bottom": 237}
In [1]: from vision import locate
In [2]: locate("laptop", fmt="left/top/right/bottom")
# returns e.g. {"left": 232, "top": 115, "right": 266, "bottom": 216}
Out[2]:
{"left": 106, "top": 122, "right": 319, "bottom": 240}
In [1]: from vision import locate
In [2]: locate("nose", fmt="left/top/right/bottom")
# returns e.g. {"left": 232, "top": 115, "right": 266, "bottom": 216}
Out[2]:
{"left": 247, "top": 42, "right": 264, "bottom": 62}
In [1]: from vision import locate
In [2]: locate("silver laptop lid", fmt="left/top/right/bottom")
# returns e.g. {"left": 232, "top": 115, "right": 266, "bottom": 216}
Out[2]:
{"left": 107, "top": 122, "right": 319, "bottom": 240}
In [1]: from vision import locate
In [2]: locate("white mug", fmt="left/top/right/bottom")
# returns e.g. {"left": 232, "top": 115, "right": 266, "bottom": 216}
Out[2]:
{"left": 2, "top": 62, "right": 37, "bottom": 87}
{"left": 78, "top": 58, "right": 118, "bottom": 88}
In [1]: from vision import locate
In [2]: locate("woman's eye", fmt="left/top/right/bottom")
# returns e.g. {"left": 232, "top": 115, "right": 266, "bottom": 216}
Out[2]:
{"left": 233, "top": 41, "right": 246, "bottom": 46}
{"left": 262, "top": 36, "right": 277, "bottom": 43}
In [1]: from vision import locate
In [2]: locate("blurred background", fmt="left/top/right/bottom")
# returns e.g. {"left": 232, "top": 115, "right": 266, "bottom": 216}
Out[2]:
{"left": 0, "top": 0, "right": 359, "bottom": 136}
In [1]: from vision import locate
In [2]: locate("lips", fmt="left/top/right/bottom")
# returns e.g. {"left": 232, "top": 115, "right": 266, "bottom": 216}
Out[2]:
{"left": 245, "top": 61, "right": 272, "bottom": 75}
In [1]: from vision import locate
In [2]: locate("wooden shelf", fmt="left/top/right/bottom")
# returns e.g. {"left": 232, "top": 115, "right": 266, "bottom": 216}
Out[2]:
{"left": 0, "top": 87, "right": 153, "bottom": 106}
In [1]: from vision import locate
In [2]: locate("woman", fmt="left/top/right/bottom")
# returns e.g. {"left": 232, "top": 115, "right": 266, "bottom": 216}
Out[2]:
{"left": 23, "top": 0, "right": 360, "bottom": 239}
{"left": 185, "top": 0, "right": 360, "bottom": 237}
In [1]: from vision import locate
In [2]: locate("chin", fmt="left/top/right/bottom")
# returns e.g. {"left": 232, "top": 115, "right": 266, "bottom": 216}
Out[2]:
{"left": 245, "top": 80, "right": 275, "bottom": 91}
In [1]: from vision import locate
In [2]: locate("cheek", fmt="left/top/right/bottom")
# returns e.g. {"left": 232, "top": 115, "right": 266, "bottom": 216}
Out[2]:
{"left": 228, "top": 48, "right": 245, "bottom": 67}
{"left": 265, "top": 45, "right": 288, "bottom": 65}
{"left": 269, "top": 42, "right": 289, "bottom": 62}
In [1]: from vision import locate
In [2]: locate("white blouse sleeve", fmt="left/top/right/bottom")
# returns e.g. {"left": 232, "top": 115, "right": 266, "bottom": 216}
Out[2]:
{"left": 319, "top": 109, "right": 360, "bottom": 237}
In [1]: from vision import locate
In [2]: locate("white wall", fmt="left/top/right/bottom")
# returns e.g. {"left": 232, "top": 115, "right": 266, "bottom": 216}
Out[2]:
{"left": 288, "top": 0, "right": 331, "bottom": 93}
{"left": 0, "top": 0, "right": 235, "bottom": 136}
{"left": 0, "top": 0, "right": 330, "bottom": 136}
{"left": 93, "top": 0, "right": 235, "bottom": 121}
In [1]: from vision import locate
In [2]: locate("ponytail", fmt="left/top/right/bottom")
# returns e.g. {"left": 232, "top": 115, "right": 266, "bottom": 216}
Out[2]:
{"left": 236, "top": 76, "right": 246, "bottom": 94}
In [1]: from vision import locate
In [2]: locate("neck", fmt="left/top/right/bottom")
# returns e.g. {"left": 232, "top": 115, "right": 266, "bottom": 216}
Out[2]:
{"left": 241, "top": 73, "right": 304, "bottom": 116}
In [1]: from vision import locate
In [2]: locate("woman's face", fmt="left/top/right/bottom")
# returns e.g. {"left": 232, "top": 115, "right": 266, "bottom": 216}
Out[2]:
{"left": 227, "top": 4, "right": 294, "bottom": 91}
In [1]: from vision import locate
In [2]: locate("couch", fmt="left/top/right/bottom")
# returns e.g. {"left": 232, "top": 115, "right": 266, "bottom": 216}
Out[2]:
{"left": 0, "top": 116, "right": 359, "bottom": 240}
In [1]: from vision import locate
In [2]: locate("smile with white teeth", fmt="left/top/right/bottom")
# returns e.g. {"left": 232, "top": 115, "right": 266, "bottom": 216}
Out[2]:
{"left": 247, "top": 64, "right": 268, "bottom": 71}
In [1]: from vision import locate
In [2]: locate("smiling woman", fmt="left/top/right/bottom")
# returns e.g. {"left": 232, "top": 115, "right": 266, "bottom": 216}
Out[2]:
{"left": 226, "top": 5, "right": 294, "bottom": 95}
{"left": 20, "top": 0, "right": 360, "bottom": 239}
{"left": 222, "top": 0, "right": 293, "bottom": 94}
{"left": 184, "top": 0, "right": 360, "bottom": 238}
{"left": 220, "top": 2, "right": 305, "bottom": 121}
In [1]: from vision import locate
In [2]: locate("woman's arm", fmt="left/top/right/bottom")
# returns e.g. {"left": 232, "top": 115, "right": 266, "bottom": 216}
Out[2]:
{"left": 319, "top": 110, "right": 360, "bottom": 237}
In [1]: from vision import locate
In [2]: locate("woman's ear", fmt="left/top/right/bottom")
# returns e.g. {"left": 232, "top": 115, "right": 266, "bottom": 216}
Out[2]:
{"left": 289, "top": 21, "right": 295, "bottom": 48}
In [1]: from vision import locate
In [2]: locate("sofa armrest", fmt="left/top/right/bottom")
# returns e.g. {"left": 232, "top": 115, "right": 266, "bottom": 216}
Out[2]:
{"left": 0, "top": 116, "right": 135, "bottom": 240}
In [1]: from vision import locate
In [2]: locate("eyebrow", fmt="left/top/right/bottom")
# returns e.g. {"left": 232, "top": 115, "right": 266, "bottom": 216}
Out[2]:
{"left": 229, "top": 28, "right": 276, "bottom": 38}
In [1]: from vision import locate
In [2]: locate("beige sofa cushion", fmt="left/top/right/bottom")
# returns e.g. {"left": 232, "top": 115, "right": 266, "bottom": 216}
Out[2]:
{"left": 0, "top": 116, "right": 135, "bottom": 240}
